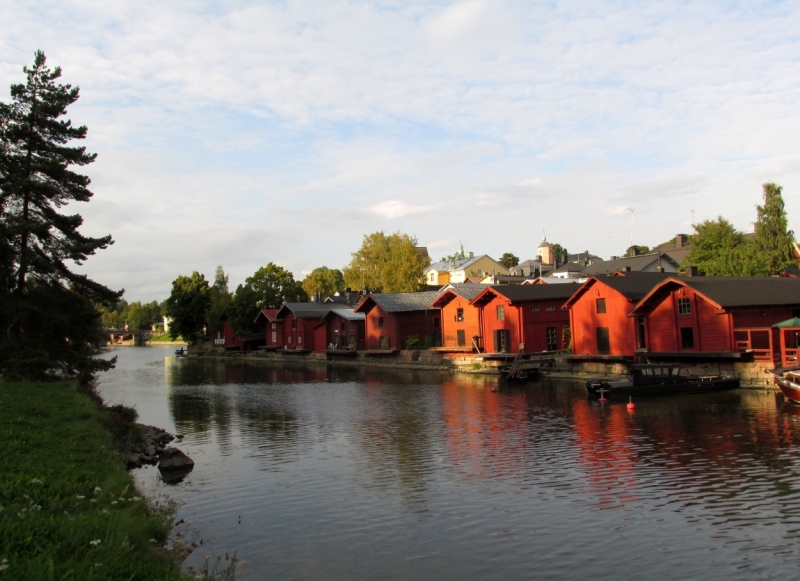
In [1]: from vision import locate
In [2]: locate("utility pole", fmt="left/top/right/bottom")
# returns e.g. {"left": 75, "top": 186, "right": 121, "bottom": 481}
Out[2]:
{"left": 627, "top": 207, "right": 634, "bottom": 251}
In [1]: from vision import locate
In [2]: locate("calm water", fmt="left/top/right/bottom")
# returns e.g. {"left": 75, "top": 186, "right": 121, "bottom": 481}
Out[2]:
{"left": 96, "top": 346, "right": 800, "bottom": 580}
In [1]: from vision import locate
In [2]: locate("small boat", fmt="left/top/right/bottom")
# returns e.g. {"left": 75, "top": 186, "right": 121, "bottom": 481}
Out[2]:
{"left": 772, "top": 368, "right": 800, "bottom": 403}
{"left": 174, "top": 347, "right": 187, "bottom": 357}
{"left": 586, "top": 363, "right": 739, "bottom": 397}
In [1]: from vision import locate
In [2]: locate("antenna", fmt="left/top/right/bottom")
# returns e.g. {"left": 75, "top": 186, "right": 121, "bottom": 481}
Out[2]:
{"left": 627, "top": 207, "right": 634, "bottom": 249}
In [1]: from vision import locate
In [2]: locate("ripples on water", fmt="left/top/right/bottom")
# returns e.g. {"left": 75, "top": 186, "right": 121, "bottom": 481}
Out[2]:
{"left": 97, "top": 347, "right": 800, "bottom": 580}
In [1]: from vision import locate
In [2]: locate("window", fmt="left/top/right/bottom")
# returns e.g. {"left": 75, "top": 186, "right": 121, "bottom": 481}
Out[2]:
{"left": 546, "top": 327, "right": 557, "bottom": 351}
{"left": 430, "top": 273, "right": 435, "bottom": 282}
{"left": 678, "top": 298, "right": 691, "bottom": 315}
{"left": 272, "top": 331, "right": 277, "bottom": 342}
{"left": 546, "top": 306, "right": 555, "bottom": 312}
{"left": 378, "top": 317, "right": 384, "bottom": 329}
{"left": 530, "top": 307, "right": 540, "bottom": 312}
{"left": 596, "top": 298, "right": 606, "bottom": 314}
{"left": 271, "top": 323, "right": 276, "bottom": 329}
{"left": 291, "top": 318, "right": 296, "bottom": 329}
{"left": 287, "top": 336, "right": 292, "bottom": 343}
{"left": 456, "top": 308, "right": 464, "bottom": 322}
{"left": 297, "top": 336, "right": 302, "bottom": 344}
{"left": 680, "top": 327, "right": 694, "bottom": 349}
{"left": 497, "top": 305, "right": 505, "bottom": 320}
{"left": 341, "top": 322, "right": 346, "bottom": 330}
{"left": 596, "top": 327, "right": 610, "bottom": 353}
{"left": 477, "top": 269, "right": 483, "bottom": 275}
{"left": 433, "top": 317, "right": 440, "bottom": 328}
{"left": 457, "top": 330, "right": 466, "bottom": 346}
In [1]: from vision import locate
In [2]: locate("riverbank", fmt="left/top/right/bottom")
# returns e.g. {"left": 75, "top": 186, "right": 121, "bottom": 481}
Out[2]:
{"left": 0, "top": 380, "right": 186, "bottom": 580}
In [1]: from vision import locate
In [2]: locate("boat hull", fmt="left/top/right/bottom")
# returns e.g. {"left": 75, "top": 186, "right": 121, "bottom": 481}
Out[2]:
{"left": 774, "top": 375, "right": 800, "bottom": 404}
{"left": 587, "top": 377, "right": 739, "bottom": 397}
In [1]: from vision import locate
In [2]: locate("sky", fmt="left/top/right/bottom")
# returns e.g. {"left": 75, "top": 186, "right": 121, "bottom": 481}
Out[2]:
{"left": 2, "top": 0, "right": 800, "bottom": 301}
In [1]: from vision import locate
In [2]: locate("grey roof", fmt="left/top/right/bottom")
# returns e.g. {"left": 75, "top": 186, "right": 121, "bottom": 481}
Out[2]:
{"left": 360, "top": 291, "right": 442, "bottom": 313}
{"left": 580, "top": 253, "right": 678, "bottom": 276}
{"left": 477, "top": 283, "right": 583, "bottom": 303}
{"left": 426, "top": 254, "right": 494, "bottom": 273}
{"left": 551, "top": 261, "right": 586, "bottom": 274}
{"left": 538, "top": 239, "right": 552, "bottom": 248}
{"left": 432, "top": 285, "right": 486, "bottom": 305}
{"left": 318, "top": 309, "right": 365, "bottom": 322}
{"left": 276, "top": 302, "right": 352, "bottom": 319}
{"left": 679, "top": 277, "right": 800, "bottom": 307}
{"left": 580, "top": 272, "right": 672, "bottom": 302}
{"left": 565, "top": 251, "right": 602, "bottom": 263}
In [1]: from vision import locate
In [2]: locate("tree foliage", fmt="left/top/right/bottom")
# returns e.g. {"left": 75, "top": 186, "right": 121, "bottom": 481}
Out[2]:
{"left": 550, "top": 243, "right": 569, "bottom": 264}
{"left": 228, "top": 263, "right": 306, "bottom": 337}
{"left": 164, "top": 272, "right": 210, "bottom": 345}
{"left": 0, "top": 51, "right": 120, "bottom": 379}
{"left": 499, "top": 253, "right": 519, "bottom": 269}
{"left": 685, "top": 183, "right": 795, "bottom": 276}
{"left": 302, "top": 266, "right": 345, "bottom": 300}
{"left": 343, "top": 231, "right": 430, "bottom": 293}
{"left": 625, "top": 245, "right": 651, "bottom": 257}
{"left": 206, "top": 265, "right": 232, "bottom": 337}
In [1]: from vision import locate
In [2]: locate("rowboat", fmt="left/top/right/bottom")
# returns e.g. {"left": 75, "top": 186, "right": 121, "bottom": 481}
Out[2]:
{"left": 772, "top": 368, "right": 800, "bottom": 403}
{"left": 587, "top": 363, "right": 739, "bottom": 397}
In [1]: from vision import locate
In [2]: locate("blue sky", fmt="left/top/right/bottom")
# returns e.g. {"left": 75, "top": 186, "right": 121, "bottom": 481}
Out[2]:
{"left": 2, "top": 0, "right": 799, "bottom": 300}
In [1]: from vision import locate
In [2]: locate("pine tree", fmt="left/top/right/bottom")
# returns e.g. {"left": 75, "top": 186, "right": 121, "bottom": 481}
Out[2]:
{"left": 754, "top": 183, "right": 795, "bottom": 275}
{"left": 0, "top": 51, "right": 120, "bottom": 379}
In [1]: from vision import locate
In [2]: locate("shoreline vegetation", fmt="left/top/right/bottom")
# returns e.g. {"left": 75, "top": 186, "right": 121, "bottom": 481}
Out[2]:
{"left": 0, "top": 380, "right": 187, "bottom": 580}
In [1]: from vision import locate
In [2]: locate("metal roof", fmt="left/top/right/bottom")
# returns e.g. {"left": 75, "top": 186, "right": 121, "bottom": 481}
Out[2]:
{"left": 318, "top": 309, "right": 365, "bottom": 322}
{"left": 276, "top": 302, "right": 352, "bottom": 319}
{"left": 678, "top": 277, "right": 800, "bottom": 307}
{"left": 474, "top": 283, "right": 582, "bottom": 304}
{"left": 580, "top": 253, "right": 678, "bottom": 275}
{"left": 431, "top": 285, "right": 486, "bottom": 307}
{"left": 596, "top": 272, "right": 672, "bottom": 300}
{"left": 357, "top": 291, "right": 442, "bottom": 313}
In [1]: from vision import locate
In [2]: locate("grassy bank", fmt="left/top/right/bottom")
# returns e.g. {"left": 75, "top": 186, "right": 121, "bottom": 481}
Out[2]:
{"left": 147, "top": 333, "right": 186, "bottom": 344}
{"left": 0, "top": 381, "right": 186, "bottom": 580}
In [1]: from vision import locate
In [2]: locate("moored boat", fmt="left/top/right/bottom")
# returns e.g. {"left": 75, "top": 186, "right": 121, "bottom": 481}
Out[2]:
{"left": 586, "top": 363, "right": 739, "bottom": 397}
{"left": 772, "top": 368, "right": 800, "bottom": 403}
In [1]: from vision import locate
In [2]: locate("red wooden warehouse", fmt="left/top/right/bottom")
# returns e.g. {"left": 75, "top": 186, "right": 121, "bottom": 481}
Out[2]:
{"left": 628, "top": 276, "right": 800, "bottom": 366}
{"left": 353, "top": 291, "right": 442, "bottom": 351}
{"left": 563, "top": 273, "right": 670, "bottom": 358}
{"left": 470, "top": 283, "right": 581, "bottom": 353}
{"left": 429, "top": 285, "right": 486, "bottom": 351}
{"left": 218, "top": 313, "right": 264, "bottom": 351}
{"left": 273, "top": 302, "right": 352, "bottom": 351}
{"left": 311, "top": 309, "right": 366, "bottom": 354}
{"left": 254, "top": 308, "right": 282, "bottom": 349}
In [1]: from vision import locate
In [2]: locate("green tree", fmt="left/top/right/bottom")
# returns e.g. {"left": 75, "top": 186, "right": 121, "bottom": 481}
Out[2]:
{"left": 499, "top": 253, "right": 519, "bottom": 269}
{"left": 302, "top": 266, "right": 345, "bottom": 299}
{"left": 625, "top": 245, "right": 651, "bottom": 257}
{"left": 227, "top": 263, "right": 306, "bottom": 336}
{"left": 126, "top": 300, "right": 161, "bottom": 330}
{"left": 206, "top": 265, "right": 232, "bottom": 337}
{"left": 753, "top": 182, "right": 795, "bottom": 275}
{"left": 343, "top": 231, "right": 430, "bottom": 292}
{"left": 551, "top": 243, "right": 569, "bottom": 264}
{"left": 685, "top": 217, "right": 756, "bottom": 276}
{"left": 0, "top": 51, "right": 120, "bottom": 379}
{"left": 164, "top": 272, "right": 210, "bottom": 344}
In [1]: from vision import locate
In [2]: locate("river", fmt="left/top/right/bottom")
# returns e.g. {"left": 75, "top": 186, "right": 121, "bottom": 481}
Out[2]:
{"left": 95, "top": 345, "right": 800, "bottom": 580}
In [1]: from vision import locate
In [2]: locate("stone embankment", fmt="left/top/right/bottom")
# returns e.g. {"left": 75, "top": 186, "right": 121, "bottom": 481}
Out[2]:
{"left": 127, "top": 424, "right": 194, "bottom": 482}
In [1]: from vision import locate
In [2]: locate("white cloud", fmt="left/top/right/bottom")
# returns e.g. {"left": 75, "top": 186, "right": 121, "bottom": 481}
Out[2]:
{"left": 368, "top": 200, "right": 441, "bottom": 219}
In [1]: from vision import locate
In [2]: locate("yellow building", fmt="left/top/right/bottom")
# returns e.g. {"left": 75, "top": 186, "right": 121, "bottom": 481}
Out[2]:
{"left": 424, "top": 247, "right": 508, "bottom": 286}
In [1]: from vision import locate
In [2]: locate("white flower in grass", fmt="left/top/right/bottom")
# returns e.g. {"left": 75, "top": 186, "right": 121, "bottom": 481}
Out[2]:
{"left": 102, "top": 510, "right": 109, "bottom": 515}
{"left": 94, "top": 563, "right": 102, "bottom": 568}
{"left": 29, "top": 479, "right": 42, "bottom": 485}
{"left": 89, "top": 539, "right": 101, "bottom": 546}
{"left": 89, "top": 499, "right": 97, "bottom": 503}
{"left": 111, "top": 501, "right": 117, "bottom": 506}
{"left": 0, "top": 562, "right": 7, "bottom": 572}
{"left": 149, "top": 538, "right": 157, "bottom": 543}
{"left": 93, "top": 487, "right": 101, "bottom": 494}
{"left": 76, "top": 495, "right": 85, "bottom": 500}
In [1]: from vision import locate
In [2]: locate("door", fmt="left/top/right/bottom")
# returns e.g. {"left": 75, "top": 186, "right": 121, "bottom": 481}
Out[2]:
{"left": 493, "top": 329, "right": 510, "bottom": 353}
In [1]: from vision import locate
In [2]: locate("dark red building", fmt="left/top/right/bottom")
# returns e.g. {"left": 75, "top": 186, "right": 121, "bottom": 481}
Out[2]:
{"left": 217, "top": 313, "right": 264, "bottom": 351}
{"left": 273, "top": 302, "right": 352, "bottom": 351}
{"left": 354, "top": 291, "right": 441, "bottom": 351}
{"left": 254, "top": 308, "right": 282, "bottom": 349}
{"left": 311, "top": 309, "right": 366, "bottom": 354}
{"left": 563, "top": 273, "right": 670, "bottom": 358}
{"left": 629, "top": 276, "right": 800, "bottom": 365}
{"left": 470, "top": 284, "right": 580, "bottom": 353}
{"left": 430, "top": 285, "right": 485, "bottom": 351}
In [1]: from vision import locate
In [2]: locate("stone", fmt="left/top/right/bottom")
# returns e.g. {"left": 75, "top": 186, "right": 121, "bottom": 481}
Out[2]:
{"left": 158, "top": 447, "right": 194, "bottom": 471}
{"left": 127, "top": 455, "right": 142, "bottom": 469}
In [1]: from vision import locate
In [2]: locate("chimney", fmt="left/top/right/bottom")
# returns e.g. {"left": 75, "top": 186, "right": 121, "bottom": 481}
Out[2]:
{"left": 632, "top": 247, "right": 640, "bottom": 256}
{"left": 468, "top": 251, "right": 474, "bottom": 259}
{"left": 686, "top": 266, "right": 698, "bottom": 277}
{"left": 676, "top": 234, "right": 688, "bottom": 248}
{"left": 345, "top": 287, "right": 351, "bottom": 303}
{"left": 624, "top": 266, "right": 632, "bottom": 272}
{"left": 610, "top": 256, "right": 619, "bottom": 261}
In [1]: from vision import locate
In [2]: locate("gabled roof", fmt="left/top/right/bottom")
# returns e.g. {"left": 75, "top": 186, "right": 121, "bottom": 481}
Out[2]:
{"left": 318, "top": 309, "right": 365, "bottom": 322}
{"left": 580, "top": 253, "right": 678, "bottom": 276}
{"left": 630, "top": 276, "right": 800, "bottom": 314}
{"left": 275, "top": 302, "right": 352, "bottom": 320}
{"left": 253, "top": 308, "right": 282, "bottom": 323}
{"left": 430, "top": 285, "right": 486, "bottom": 308}
{"left": 471, "top": 283, "right": 582, "bottom": 305}
{"left": 563, "top": 272, "right": 671, "bottom": 308}
{"left": 425, "top": 254, "right": 503, "bottom": 274}
{"left": 354, "top": 291, "right": 442, "bottom": 313}
{"left": 551, "top": 261, "right": 586, "bottom": 274}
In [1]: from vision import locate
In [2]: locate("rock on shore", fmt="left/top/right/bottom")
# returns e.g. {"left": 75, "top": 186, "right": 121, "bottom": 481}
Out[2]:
{"left": 126, "top": 424, "right": 194, "bottom": 482}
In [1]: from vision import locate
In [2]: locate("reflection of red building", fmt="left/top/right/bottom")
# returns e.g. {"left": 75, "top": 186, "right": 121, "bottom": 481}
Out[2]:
{"left": 311, "top": 309, "right": 366, "bottom": 353}
{"left": 629, "top": 277, "right": 800, "bottom": 366}
{"left": 354, "top": 292, "right": 441, "bottom": 351}
{"left": 430, "top": 286, "right": 485, "bottom": 350}
{"left": 470, "top": 284, "right": 580, "bottom": 353}
{"left": 564, "top": 273, "right": 669, "bottom": 358}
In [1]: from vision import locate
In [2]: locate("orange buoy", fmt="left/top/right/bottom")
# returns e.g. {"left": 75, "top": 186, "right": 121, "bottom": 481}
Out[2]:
{"left": 627, "top": 396, "right": 635, "bottom": 411}
{"left": 598, "top": 388, "right": 607, "bottom": 403}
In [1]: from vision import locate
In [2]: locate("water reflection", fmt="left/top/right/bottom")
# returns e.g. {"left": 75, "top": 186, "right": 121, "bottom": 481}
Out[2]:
{"left": 93, "top": 348, "right": 800, "bottom": 580}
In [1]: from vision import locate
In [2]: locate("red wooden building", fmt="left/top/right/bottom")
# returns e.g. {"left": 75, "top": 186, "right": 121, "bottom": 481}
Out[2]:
{"left": 470, "top": 284, "right": 581, "bottom": 353}
{"left": 430, "top": 285, "right": 485, "bottom": 350}
{"left": 311, "top": 309, "right": 366, "bottom": 354}
{"left": 254, "top": 308, "right": 282, "bottom": 349}
{"left": 273, "top": 302, "right": 352, "bottom": 351}
{"left": 353, "top": 291, "right": 442, "bottom": 351}
{"left": 628, "top": 276, "right": 800, "bottom": 365}
{"left": 563, "top": 273, "right": 670, "bottom": 358}
{"left": 217, "top": 313, "right": 265, "bottom": 351}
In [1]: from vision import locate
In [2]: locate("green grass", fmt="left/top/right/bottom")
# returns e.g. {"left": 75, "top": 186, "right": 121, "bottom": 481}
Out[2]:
{"left": 147, "top": 334, "right": 184, "bottom": 343}
{"left": 0, "top": 381, "right": 186, "bottom": 580}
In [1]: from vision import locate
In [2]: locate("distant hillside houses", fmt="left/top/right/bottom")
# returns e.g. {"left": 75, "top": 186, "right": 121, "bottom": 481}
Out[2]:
{"left": 424, "top": 245, "right": 508, "bottom": 286}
